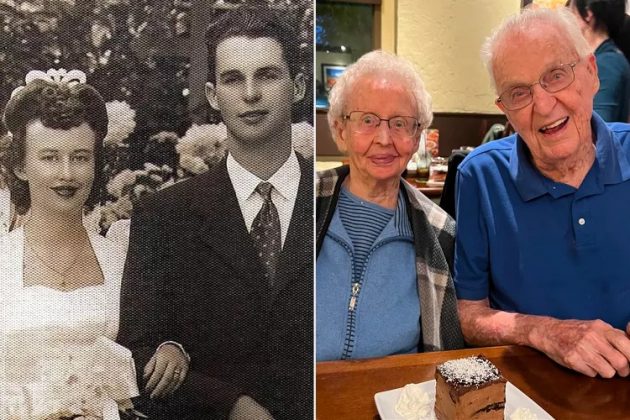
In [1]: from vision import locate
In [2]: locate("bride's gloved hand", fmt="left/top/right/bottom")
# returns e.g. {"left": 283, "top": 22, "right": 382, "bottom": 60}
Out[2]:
{"left": 143, "top": 343, "right": 190, "bottom": 399}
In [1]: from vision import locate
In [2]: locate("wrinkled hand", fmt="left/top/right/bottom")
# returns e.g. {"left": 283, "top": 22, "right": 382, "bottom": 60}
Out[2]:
{"left": 534, "top": 319, "right": 630, "bottom": 378}
{"left": 144, "top": 343, "right": 189, "bottom": 399}
{"left": 229, "top": 395, "right": 275, "bottom": 420}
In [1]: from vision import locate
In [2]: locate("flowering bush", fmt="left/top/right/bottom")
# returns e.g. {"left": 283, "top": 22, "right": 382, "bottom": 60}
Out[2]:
{"left": 92, "top": 163, "right": 174, "bottom": 231}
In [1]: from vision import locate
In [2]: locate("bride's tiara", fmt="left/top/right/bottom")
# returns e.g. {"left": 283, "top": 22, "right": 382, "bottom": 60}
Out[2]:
{"left": 10, "top": 68, "right": 87, "bottom": 98}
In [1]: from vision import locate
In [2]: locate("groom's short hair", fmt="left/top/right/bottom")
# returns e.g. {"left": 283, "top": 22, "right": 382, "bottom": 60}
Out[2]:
{"left": 205, "top": 7, "right": 300, "bottom": 84}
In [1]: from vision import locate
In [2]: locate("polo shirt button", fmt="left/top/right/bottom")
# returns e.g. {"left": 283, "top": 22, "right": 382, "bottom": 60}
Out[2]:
{"left": 578, "top": 218, "right": 586, "bottom": 226}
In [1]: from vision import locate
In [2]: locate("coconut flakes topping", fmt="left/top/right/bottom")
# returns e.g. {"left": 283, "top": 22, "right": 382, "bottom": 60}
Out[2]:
{"left": 437, "top": 356, "right": 500, "bottom": 386}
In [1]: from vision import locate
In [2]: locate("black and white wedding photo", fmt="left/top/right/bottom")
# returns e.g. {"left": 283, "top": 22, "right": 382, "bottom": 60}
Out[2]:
{"left": 0, "top": 1, "right": 313, "bottom": 419}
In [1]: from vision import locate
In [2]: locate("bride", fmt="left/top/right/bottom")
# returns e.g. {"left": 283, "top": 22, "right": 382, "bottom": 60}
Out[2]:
{"left": 0, "top": 70, "right": 139, "bottom": 419}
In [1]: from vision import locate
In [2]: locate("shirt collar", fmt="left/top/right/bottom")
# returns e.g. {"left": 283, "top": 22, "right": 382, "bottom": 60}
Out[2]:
{"left": 227, "top": 148, "right": 300, "bottom": 202}
{"left": 509, "top": 113, "right": 630, "bottom": 201}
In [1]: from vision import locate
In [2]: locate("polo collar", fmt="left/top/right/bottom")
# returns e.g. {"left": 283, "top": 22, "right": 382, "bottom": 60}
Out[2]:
{"left": 509, "top": 113, "right": 630, "bottom": 201}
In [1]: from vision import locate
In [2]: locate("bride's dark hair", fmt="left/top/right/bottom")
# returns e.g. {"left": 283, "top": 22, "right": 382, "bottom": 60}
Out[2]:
{"left": 2, "top": 79, "right": 108, "bottom": 214}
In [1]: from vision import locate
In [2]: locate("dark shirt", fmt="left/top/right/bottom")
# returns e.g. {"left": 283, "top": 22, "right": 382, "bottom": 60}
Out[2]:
{"left": 594, "top": 38, "right": 630, "bottom": 122}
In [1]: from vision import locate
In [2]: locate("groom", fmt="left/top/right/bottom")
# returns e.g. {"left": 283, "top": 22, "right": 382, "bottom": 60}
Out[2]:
{"left": 117, "top": 7, "right": 313, "bottom": 420}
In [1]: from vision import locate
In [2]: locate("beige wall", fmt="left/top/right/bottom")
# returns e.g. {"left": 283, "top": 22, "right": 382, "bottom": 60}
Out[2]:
{"left": 380, "top": 0, "right": 397, "bottom": 53}
{"left": 396, "top": 0, "right": 520, "bottom": 114}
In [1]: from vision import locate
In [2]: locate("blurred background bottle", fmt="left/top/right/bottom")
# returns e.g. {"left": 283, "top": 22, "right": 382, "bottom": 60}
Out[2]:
{"left": 416, "top": 130, "right": 431, "bottom": 182}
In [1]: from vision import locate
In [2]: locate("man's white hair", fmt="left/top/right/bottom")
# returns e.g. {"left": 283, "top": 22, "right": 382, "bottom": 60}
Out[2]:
{"left": 326, "top": 50, "right": 433, "bottom": 143}
{"left": 481, "top": 7, "right": 591, "bottom": 91}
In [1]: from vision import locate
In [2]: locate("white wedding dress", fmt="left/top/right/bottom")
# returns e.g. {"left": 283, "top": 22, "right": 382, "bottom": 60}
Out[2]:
{"left": 0, "top": 227, "right": 138, "bottom": 419}
{"left": 0, "top": 188, "right": 10, "bottom": 235}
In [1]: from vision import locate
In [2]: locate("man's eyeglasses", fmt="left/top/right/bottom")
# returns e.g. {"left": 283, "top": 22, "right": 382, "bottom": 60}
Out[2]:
{"left": 496, "top": 61, "right": 578, "bottom": 111}
{"left": 342, "top": 111, "right": 421, "bottom": 139}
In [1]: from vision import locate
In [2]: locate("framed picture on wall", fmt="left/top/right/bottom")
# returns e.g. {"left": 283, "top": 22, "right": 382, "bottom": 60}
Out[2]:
{"left": 322, "top": 64, "right": 346, "bottom": 91}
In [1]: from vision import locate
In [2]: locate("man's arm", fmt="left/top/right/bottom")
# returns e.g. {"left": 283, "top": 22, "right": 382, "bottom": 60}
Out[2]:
{"left": 458, "top": 299, "right": 630, "bottom": 378}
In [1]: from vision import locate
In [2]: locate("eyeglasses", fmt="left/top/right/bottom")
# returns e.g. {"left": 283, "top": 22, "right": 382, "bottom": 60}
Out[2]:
{"left": 342, "top": 111, "right": 421, "bottom": 139}
{"left": 496, "top": 61, "right": 578, "bottom": 111}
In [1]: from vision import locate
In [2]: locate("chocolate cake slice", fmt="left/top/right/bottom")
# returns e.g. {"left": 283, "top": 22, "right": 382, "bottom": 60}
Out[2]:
{"left": 434, "top": 355, "right": 506, "bottom": 420}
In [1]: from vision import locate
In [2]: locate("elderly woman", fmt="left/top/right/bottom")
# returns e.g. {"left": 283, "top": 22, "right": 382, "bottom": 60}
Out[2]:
{"left": 316, "top": 51, "right": 464, "bottom": 361}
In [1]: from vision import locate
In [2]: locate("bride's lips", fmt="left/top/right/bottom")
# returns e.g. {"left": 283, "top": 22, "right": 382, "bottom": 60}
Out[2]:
{"left": 51, "top": 185, "right": 80, "bottom": 198}
{"left": 239, "top": 110, "right": 269, "bottom": 124}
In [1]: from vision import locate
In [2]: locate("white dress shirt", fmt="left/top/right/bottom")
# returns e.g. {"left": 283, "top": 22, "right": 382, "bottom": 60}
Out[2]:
{"left": 227, "top": 149, "right": 300, "bottom": 249}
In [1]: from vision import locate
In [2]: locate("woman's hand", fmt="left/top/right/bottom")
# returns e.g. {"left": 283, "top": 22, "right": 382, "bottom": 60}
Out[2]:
{"left": 143, "top": 343, "right": 189, "bottom": 399}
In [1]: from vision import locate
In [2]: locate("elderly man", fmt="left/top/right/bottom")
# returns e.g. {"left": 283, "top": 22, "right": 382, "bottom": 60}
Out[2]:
{"left": 455, "top": 7, "right": 630, "bottom": 379}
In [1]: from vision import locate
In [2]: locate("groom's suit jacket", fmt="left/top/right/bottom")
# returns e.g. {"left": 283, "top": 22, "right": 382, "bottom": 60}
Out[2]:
{"left": 117, "top": 153, "right": 313, "bottom": 420}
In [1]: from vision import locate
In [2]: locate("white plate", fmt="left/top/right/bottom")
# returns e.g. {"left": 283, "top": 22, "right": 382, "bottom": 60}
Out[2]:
{"left": 425, "top": 180, "right": 445, "bottom": 187}
{"left": 374, "top": 379, "right": 554, "bottom": 420}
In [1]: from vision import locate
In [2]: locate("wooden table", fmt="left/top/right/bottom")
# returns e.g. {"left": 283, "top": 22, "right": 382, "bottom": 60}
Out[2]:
{"left": 317, "top": 345, "right": 630, "bottom": 419}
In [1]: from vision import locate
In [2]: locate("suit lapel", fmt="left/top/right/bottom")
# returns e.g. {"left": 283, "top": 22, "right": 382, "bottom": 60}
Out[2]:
{"left": 191, "top": 160, "right": 266, "bottom": 284}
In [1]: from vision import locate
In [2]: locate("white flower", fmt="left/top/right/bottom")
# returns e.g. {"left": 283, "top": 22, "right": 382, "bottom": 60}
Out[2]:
{"left": 179, "top": 154, "right": 209, "bottom": 175}
{"left": 106, "top": 169, "right": 136, "bottom": 198}
{"left": 133, "top": 184, "right": 148, "bottom": 196}
{"left": 143, "top": 162, "right": 162, "bottom": 172}
{"left": 176, "top": 123, "right": 227, "bottom": 164}
{"left": 103, "top": 101, "right": 136, "bottom": 147}
{"left": 111, "top": 196, "right": 133, "bottom": 217}
{"left": 291, "top": 122, "right": 313, "bottom": 158}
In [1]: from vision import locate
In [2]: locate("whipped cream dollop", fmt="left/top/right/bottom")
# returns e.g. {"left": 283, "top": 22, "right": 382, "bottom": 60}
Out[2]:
{"left": 394, "top": 383, "right": 435, "bottom": 420}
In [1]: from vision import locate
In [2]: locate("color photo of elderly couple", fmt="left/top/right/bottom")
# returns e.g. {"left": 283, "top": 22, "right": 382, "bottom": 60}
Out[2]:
{"left": 2, "top": 1, "right": 630, "bottom": 419}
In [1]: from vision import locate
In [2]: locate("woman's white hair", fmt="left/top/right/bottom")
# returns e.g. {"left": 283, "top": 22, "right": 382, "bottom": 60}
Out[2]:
{"left": 326, "top": 50, "right": 433, "bottom": 143}
{"left": 481, "top": 7, "right": 591, "bottom": 91}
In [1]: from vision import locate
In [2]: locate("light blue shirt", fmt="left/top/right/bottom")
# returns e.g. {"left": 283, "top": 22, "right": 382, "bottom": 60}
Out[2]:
{"left": 316, "top": 189, "right": 420, "bottom": 361}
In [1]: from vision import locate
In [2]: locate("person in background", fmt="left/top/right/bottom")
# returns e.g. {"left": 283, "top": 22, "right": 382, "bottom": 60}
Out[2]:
{"left": 614, "top": 13, "right": 630, "bottom": 64}
{"left": 569, "top": 0, "right": 630, "bottom": 121}
{"left": 316, "top": 50, "right": 464, "bottom": 362}
{"left": 455, "top": 7, "right": 630, "bottom": 379}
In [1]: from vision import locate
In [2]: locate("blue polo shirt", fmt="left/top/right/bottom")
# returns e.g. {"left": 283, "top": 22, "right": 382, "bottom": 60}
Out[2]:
{"left": 454, "top": 114, "right": 630, "bottom": 330}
